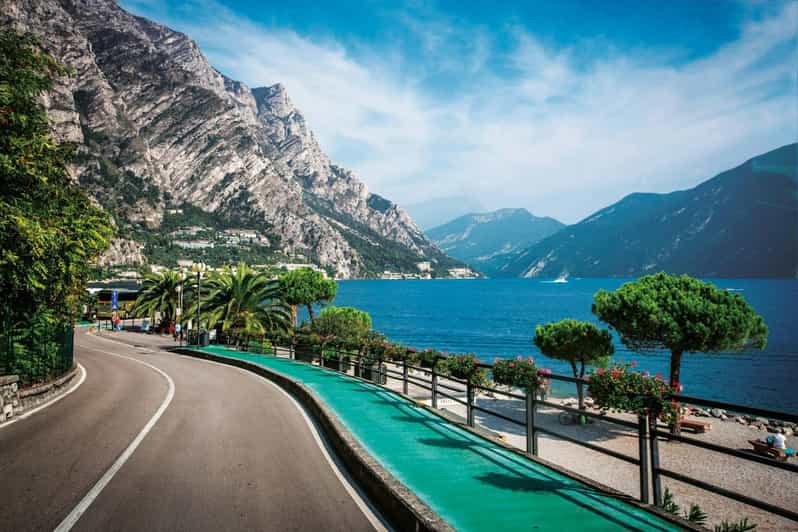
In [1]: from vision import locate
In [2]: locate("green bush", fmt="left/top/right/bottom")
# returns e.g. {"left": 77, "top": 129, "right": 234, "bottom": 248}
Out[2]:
{"left": 445, "top": 353, "right": 488, "bottom": 387}
{"left": 416, "top": 349, "right": 446, "bottom": 370}
{"left": 310, "top": 306, "right": 372, "bottom": 347}
{"left": 246, "top": 339, "right": 273, "bottom": 354}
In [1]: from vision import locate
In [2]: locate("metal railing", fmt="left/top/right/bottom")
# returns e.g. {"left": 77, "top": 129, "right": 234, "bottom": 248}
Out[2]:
{"left": 1, "top": 324, "right": 74, "bottom": 384}
{"left": 209, "top": 339, "right": 797, "bottom": 523}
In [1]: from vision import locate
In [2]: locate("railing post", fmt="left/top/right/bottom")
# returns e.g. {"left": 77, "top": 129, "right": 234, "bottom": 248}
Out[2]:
{"left": 649, "top": 416, "right": 662, "bottom": 506}
{"left": 431, "top": 363, "right": 438, "bottom": 409}
{"left": 466, "top": 382, "right": 474, "bottom": 427}
{"left": 638, "top": 415, "right": 650, "bottom": 504}
{"left": 526, "top": 391, "right": 538, "bottom": 455}
{"left": 402, "top": 359, "right": 408, "bottom": 395}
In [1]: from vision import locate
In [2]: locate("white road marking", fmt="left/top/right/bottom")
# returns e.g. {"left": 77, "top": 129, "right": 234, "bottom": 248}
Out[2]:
{"left": 176, "top": 353, "right": 391, "bottom": 532}
{"left": 0, "top": 364, "right": 87, "bottom": 429}
{"left": 54, "top": 340, "right": 176, "bottom": 532}
{"left": 86, "top": 332, "right": 389, "bottom": 531}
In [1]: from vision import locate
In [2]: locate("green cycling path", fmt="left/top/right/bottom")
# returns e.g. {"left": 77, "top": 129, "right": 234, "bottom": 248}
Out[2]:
{"left": 194, "top": 346, "right": 681, "bottom": 531}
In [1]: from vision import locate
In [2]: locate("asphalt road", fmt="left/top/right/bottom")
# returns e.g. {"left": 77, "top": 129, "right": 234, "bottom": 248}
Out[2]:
{"left": 0, "top": 329, "right": 380, "bottom": 531}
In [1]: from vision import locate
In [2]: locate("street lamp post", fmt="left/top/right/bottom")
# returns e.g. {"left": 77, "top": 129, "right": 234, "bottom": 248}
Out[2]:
{"left": 191, "top": 262, "right": 206, "bottom": 345}
{"left": 176, "top": 280, "right": 183, "bottom": 348}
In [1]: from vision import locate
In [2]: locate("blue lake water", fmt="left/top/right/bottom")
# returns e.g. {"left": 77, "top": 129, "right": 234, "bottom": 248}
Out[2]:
{"left": 308, "top": 278, "right": 798, "bottom": 412}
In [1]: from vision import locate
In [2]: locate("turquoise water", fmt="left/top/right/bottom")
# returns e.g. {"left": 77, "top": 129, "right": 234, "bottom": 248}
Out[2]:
{"left": 197, "top": 346, "right": 680, "bottom": 531}
{"left": 307, "top": 278, "right": 798, "bottom": 412}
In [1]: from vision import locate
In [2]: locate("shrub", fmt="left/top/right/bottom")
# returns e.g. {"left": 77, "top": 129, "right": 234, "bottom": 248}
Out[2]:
{"left": 445, "top": 353, "right": 488, "bottom": 387}
{"left": 417, "top": 348, "right": 446, "bottom": 371}
{"left": 586, "top": 363, "right": 678, "bottom": 424}
{"left": 310, "top": 306, "right": 371, "bottom": 346}
{"left": 492, "top": 356, "right": 550, "bottom": 395}
{"left": 714, "top": 518, "right": 756, "bottom": 532}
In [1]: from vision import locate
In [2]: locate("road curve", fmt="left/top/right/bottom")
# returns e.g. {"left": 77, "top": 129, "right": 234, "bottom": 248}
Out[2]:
{"left": 0, "top": 329, "right": 379, "bottom": 531}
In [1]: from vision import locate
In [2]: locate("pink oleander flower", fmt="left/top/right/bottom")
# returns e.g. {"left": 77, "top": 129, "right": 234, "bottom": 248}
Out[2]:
{"left": 509, "top": 362, "right": 515, "bottom": 368}
{"left": 516, "top": 355, "right": 523, "bottom": 361}
{"left": 643, "top": 371, "right": 650, "bottom": 377}
{"left": 541, "top": 368, "right": 551, "bottom": 375}
{"left": 597, "top": 368, "right": 605, "bottom": 375}
{"left": 655, "top": 373, "right": 663, "bottom": 380}
{"left": 630, "top": 361, "right": 637, "bottom": 367}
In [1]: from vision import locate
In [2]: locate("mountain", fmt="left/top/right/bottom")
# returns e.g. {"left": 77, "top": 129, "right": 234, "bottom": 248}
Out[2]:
{"left": 502, "top": 144, "right": 798, "bottom": 279}
{"left": 426, "top": 209, "right": 564, "bottom": 276}
{"left": 406, "top": 196, "right": 486, "bottom": 230}
{"left": 1, "top": 0, "right": 459, "bottom": 278}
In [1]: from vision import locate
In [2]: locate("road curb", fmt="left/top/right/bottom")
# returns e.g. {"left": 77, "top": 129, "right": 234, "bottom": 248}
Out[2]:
{"left": 174, "top": 348, "right": 451, "bottom": 532}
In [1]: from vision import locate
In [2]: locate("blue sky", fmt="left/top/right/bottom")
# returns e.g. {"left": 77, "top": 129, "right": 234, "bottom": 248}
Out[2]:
{"left": 122, "top": 0, "right": 797, "bottom": 224}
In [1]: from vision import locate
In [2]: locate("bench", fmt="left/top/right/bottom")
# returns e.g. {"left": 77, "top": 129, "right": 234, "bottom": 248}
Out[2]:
{"left": 680, "top": 418, "right": 712, "bottom": 433}
{"left": 749, "top": 439, "right": 789, "bottom": 462}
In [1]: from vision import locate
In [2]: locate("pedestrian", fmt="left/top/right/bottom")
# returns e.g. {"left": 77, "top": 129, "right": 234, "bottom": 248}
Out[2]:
{"left": 174, "top": 322, "right": 181, "bottom": 341}
{"left": 112, "top": 310, "right": 121, "bottom": 332}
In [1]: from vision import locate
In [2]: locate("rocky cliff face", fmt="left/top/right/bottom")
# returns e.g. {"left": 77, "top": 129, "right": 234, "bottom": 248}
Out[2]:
{"left": 2, "top": 0, "right": 451, "bottom": 277}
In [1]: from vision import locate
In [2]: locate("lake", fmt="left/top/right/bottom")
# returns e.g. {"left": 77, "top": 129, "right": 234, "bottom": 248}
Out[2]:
{"left": 313, "top": 278, "right": 797, "bottom": 412}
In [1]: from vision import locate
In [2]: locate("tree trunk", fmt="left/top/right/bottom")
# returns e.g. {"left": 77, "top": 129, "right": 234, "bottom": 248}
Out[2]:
{"left": 307, "top": 304, "right": 315, "bottom": 321}
{"left": 569, "top": 360, "right": 585, "bottom": 410}
{"left": 290, "top": 305, "right": 297, "bottom": 327}
{"left": 578, "top": 361, "right": 586, "bottom": 411}
{"left": 669, "top": 350, "right": 683, "bottom": 435}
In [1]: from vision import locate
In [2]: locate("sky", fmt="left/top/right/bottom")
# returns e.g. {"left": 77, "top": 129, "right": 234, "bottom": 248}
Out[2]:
{"left": 121, "top": 0, "right": 798, "bottom": 225}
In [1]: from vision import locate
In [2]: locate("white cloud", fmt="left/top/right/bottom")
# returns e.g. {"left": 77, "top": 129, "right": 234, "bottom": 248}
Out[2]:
{"left": 123, "top": 0, "right": 797, "bottom": 223}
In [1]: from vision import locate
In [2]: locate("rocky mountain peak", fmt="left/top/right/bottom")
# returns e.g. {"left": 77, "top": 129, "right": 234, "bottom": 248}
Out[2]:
{"left": 3, "top": 0, "right": 458, "bottom": 278}
{"left": 252, "top": 83, "right": 294, "bottom": 118}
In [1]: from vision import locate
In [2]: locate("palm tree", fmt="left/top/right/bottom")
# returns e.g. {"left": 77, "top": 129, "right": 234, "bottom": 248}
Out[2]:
{"left": 133, "top": 270, "right": 184, "bottom": 329}
{"left": 194, "top": 263, "right": 291, "bottom": 346}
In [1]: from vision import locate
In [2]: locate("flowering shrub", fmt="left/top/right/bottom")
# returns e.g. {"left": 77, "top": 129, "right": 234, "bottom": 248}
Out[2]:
{"left": 491, "top": 356, "right": 550, "bottom": 395}
{"left": 587, "top": 363, "right": 678, "bottom": 424}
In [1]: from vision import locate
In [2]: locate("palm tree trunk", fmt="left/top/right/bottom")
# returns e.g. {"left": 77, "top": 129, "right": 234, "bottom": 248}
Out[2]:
{"left": 670, "top": 350, "right": 683, "bottom": 434}
{"left": 307, "top": 304, "right": 315, "bottom": 321}
{"left": 290, "top": 305, "right": 297, "bottom": 327}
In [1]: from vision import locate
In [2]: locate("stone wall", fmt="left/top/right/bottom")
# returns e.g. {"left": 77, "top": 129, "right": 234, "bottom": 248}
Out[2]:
{"left": 0, "top": 367, "right": 79, "bottom": 423}
{"left": 0, "top": 375, "right": 21, "bottom": 422}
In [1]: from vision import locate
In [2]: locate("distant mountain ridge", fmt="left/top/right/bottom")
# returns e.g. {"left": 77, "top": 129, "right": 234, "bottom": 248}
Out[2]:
{"left": 426, "top": 208, "right": 564, "bottom": 276}
{"left": 500, "top": 144, "right": 798, "bottom": 279}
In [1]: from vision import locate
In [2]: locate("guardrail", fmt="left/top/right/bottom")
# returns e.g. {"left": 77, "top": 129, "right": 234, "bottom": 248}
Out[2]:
{"left": 215, "top": 339, "right": 797, "bottom": 524}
